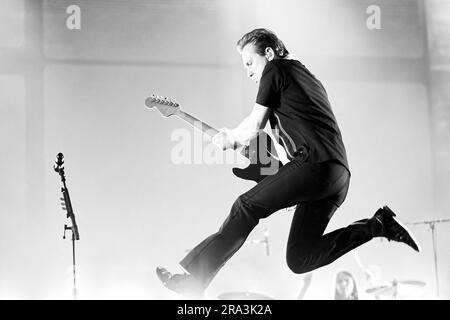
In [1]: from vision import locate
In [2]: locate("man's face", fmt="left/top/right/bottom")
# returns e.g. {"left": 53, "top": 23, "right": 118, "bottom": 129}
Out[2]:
{"left": 240, "top": 43, "right": 269, "bottom": 84}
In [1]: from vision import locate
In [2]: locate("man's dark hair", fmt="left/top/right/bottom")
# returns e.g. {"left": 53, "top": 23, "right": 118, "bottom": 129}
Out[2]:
{"left": 236, "top": 28, "right": 289, "bottom": 58}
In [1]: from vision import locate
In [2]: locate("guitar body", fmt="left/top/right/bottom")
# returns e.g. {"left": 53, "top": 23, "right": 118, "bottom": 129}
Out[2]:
{"left": 234, "top": 131, "right": 283, "bottom": 183}
{"left": 145, "top": 94, "right": 283, "bottom": 183}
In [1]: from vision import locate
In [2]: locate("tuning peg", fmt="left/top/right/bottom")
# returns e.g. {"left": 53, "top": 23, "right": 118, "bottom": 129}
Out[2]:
{"left": 148, "top": 94, "right": 179, "bottom": 107}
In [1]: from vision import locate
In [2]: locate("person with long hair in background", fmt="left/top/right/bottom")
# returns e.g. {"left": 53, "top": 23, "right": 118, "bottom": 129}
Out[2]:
{"left": 334, "top": 270, "right": 359, "bottom": 300}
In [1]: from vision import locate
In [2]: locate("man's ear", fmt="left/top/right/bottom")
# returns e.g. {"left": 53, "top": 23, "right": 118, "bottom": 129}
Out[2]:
{"left": 265, "top": 47, "right": 275, "bottom": 61}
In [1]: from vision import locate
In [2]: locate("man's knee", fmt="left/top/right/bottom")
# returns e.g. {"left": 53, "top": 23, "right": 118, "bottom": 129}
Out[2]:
{"left": 230, "top": 193, "right": 275, "bottom": 228}
{"left": 230, "top": 195, "right": 258, "bottom": 223}
{"left": 286, "top": 249, "right": 313, "bottom": 274}
{"left": 232, "top": 194, "right": 251, "bottom": 212}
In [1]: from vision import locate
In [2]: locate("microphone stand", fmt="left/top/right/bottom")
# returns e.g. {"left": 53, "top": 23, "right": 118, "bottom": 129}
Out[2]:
{"left": 406, "top": 218, "right": 450, "bottom": 298}
{"left": 54, "top": 153, "right": 80, "bottom": 300}
{"left": 247, "top": 228, "right": 270, "bottom": 256}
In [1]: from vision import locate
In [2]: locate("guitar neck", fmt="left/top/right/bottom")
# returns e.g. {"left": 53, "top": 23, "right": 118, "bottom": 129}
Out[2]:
{"left": 176, "top": 110, "right": 219, "bottom": 137}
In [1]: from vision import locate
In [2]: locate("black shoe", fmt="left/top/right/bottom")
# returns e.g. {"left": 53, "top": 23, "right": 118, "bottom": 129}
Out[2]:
{"left": 373, "top": 206, "right": 420, "bottom": 252}
{"left": 156, "top": 266, "right": 204, "bottom": 298}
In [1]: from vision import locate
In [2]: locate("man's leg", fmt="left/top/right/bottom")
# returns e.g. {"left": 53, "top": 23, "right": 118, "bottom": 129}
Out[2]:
{"left": 157, "top": 160, "right": 419, "bottom": 294}
{"left": 179, "top": 164, "right": 307, "bottom": 288}
{"left": 286, "top": 192, "right": 420, "bottom": 274}
{"left": 178, "top": 160, "right": 349, "bottom": 289}
{"left": 286, "top": 199, "right": 378, "bottom": 274}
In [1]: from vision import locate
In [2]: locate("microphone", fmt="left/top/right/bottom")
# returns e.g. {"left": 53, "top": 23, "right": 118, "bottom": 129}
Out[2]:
{"left": 54, "top": 152, "right": 64, "bottom": 173}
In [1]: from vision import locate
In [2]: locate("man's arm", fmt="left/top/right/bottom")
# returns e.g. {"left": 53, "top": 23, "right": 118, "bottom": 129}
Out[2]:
{"left": 213, "top": 103, "right": 272, "bottom": 150}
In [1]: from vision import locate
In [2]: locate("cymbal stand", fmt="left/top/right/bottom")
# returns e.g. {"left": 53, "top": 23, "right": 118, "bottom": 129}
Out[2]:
{"left": 406, "top": 218, "right": 450, "bottom": 298}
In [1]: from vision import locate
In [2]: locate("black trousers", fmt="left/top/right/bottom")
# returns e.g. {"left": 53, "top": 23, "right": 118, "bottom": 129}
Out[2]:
{"left": 180, "top": 153, "right": 374, "bottom": 289}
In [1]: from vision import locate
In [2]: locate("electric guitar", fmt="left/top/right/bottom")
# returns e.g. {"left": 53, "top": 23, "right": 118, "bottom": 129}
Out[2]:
{"left": 145, "top": 94, "right": 282, "bottom": 183}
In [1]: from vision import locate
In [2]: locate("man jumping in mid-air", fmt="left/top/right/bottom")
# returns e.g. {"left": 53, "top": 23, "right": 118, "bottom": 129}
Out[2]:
{"left": 156, "top": 28, "right": 420, "bottom": 297}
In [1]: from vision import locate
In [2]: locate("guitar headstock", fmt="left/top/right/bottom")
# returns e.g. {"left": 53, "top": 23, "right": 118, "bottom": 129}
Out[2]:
{"left": 145, "top": 94, "right": 180, "bottom": 117}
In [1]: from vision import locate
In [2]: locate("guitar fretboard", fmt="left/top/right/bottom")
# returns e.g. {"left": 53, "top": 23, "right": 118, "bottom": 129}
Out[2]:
{"left": 177, "top": 110, "right": 219, "bottom": 138}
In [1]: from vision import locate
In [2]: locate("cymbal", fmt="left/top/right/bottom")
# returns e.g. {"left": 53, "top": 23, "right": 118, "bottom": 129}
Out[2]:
{"left": 396, "top": 280, "right": 426, "bottom": 286}
{"left": 366, "top": 285, "right": 390, "bottom": 294}
{"left": 366, "top": 280, "right": 426, "bottom": 295}
{"left": 218, "top": 291, "right": 274, "bottom": 300}
{"left": 366, "top": 285, "right": 399, "bottom": 296}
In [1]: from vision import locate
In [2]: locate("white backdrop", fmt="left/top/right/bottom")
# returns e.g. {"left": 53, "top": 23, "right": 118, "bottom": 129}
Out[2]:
{"left": 0, "top": 0, "right": 446, "bottom": 299}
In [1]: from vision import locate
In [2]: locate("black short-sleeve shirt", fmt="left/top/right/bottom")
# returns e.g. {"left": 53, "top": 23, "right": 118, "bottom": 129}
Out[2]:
{"left": 256, "top": 59, "right": 349, "bottom": 172}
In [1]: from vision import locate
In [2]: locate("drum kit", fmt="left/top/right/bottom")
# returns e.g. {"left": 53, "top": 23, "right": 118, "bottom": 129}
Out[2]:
{"left": 216, "top": 223, "right": 436, "bottom": 300}
{"left": 351, "top": 250, "right": 428, "bottom": 300}
{"left": 217, "top": 279, "right": 427, "bottom": 300}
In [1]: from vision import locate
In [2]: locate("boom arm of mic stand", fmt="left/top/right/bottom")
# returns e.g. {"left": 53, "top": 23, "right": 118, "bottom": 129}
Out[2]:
{"left": 406, "top": 218, "right": 450, "bottom": 226}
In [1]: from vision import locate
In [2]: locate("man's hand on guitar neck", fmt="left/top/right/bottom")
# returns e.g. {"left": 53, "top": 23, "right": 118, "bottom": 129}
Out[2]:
{"left": 212, "top": 128, "right": 247, "bottom": 151}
